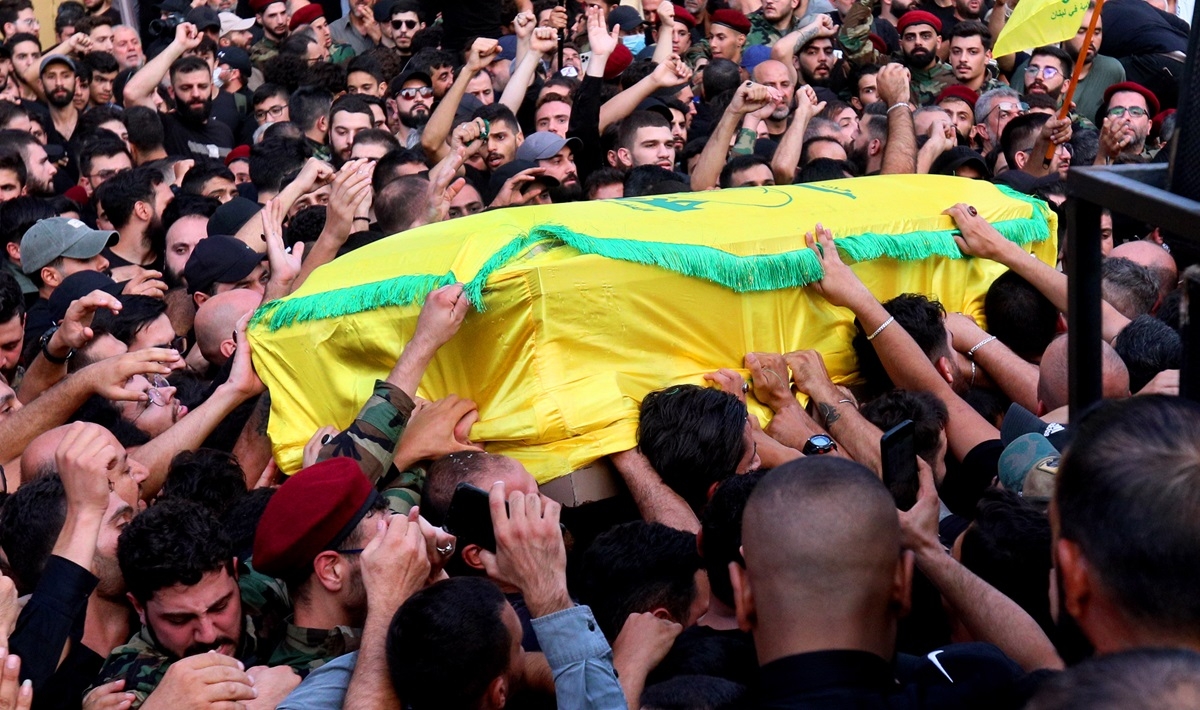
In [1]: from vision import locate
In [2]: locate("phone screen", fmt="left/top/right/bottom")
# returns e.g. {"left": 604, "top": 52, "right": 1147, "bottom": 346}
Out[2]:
{"left": 881, "top": 420, "right": 919, "bottom": 511}
{"left": 443, "top": 483, "right": 498, "bottom": 552}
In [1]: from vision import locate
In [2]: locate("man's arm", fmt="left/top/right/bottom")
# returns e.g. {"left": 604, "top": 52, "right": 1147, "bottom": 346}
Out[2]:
{"left": 772, "top": 16, "right": 837, "bottom": 84}
{"left": 420, "top": 38, "right": 500, "bottom": 163}
{"left": 691, "top": 81, "right": 777, "bottom": 191}
{"left": 123, "top": 22, "right": 203, "bottom": 108}
{"left": 876, "top": 64, "right": 917, "bottom": 175}
{"left": 609, "top": 448, "right": 700, "bottom": 533}
{"left": 290, "top": 161, "right": 373, "bottom": 292}
{"left": 944, "top": 204, "right": 1131, "bottom": 342}
{"left": 17, "top": 290, "right": 122, "bottom": 404}
{"left": 500, "top": 25, "right": 558, "bottom": 112}
{"left": 598, "top": 56, "right": 692, "bottom": 133}
{"left": 944, "top": 313, "right": 1040, "bottom": 410}
{"left": 1023, "top": 116, "right": 1071, "bottom": 178}
{"left": 785, "top": 351, "right": 886, "bottom": 472}
{"left": 901, "top": 464, "right": 1063, "bottom": 672}
{"left": 770, "top": 85, "right": 824, "bottom": 185}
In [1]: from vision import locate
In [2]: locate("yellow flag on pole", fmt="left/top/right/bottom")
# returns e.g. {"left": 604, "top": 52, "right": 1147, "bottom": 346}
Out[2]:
{"left": 992, "top": 0, "right": 1090, "bottom": 57}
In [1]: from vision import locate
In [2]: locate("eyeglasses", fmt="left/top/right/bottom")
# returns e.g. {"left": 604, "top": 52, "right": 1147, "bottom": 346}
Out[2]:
{"left": 336, "top": 548, "right": 364, "bottom": 555}
{"left": 391, "top": 18, "right": 418, "bottom": 29}
{"left": 398, "top": 86, "right": 434, "bottom": 100}
{"left": 158, "top": 335, "right": 187, "bottom": 353}
{"left": 89, "top": 168, "right": 123, "bottom": 182}
{"left": 1107, "top": 105, "right": 1148, "bottom": 118}
{"left": 989, "top": 100, "right": 1029, "bottom": 118}
{"left": 1024, "top": 65, "right": 1060, "bottom": 79}
{"left": 133, "top": 374, "right": 171, "bottom": 420}
{"left": 254, "top": 104, "right": 286, "bottom": 122}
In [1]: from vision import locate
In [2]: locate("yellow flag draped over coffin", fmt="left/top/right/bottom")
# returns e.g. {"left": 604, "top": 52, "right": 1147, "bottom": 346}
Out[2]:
{"left": 248, "top": 175, "right": 1057, "bottom": 482}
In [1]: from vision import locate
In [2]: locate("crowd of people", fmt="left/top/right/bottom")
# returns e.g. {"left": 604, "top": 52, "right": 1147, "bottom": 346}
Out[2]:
{"left": 0, "top": 0, "right": 1193, "bottom": 706}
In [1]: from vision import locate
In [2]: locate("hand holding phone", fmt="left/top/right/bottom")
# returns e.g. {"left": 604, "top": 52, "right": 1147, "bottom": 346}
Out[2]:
{"left": 881, "top": 420, "right": 919, "bottom": 511}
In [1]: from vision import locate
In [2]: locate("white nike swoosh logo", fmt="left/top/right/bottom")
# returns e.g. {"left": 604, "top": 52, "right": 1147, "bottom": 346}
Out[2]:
{"left": 927, "top": 649, "right": 954, "bottom": 683}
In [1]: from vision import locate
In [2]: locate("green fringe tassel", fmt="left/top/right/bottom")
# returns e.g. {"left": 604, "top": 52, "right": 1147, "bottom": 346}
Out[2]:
{"left": 251, "top": 212, "right": 1050, "bottom": 332}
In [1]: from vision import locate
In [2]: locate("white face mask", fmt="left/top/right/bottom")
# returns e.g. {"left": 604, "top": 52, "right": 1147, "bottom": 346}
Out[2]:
{"left": 212, "top": 67, "right": 224, "bottom": 89}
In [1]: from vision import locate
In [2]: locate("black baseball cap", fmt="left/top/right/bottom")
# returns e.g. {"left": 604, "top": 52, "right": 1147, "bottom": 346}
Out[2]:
{"left": 48, "top": 271, "right": 123, "bottom": 324}
{"left": 184, "top": 234, "right": 264, "bottom": 295}
{"left": 486, "top": 159, "right": 559, "bottom": 205}
{"left": 207, "top": 197, "right": 262, "bottom": 237}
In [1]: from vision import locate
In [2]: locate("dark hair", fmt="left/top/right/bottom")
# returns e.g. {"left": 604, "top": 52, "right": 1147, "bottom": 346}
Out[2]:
{"left": 251, "top": 82, "right": 288, "bottom": 109}
{"left": 250, "top": 135, "right": 312, "bottom": 193}
{"left": 624, "top": 164, "right": 680, "bottom": 197}
{"left": 260, "top": 53, "right": 310, "bottom": 94}
{"left": 0, "top": 269, "right": 23, "bottom": 323}
{"left": 1001, "top": 112, "right": 1050, "bottom": 169}
{"left": 279, "top": 32, "right": 315, "bottom": 58}
{"left": 329, "top": 93, "right": 373, "bottom": 125}
{"left": 800, "top": 136, "right": 847, "bottom": 166}
{"left": 0, "top": 1, "right": 32, "bottom": 30}
{"left": 471, "top": 102, "right": 519, "bottom": 136}
{"left": 74, "top": 106, "right": 126, "bottom": 146}
{"left": 647, "top": 626, "right": 759, "bottom": 687}
{"left": 288, "top": 85, "right": 334, "bottom": 133}
{"left": 82, "top": 50, "right": 120, "bottom": 76}
{"left": 74, "top": 14, "right": 113, "bottom": 35}
{"left": 984, "top": 270, "right": 1059, "bottom": 361}
{"left": 118, "top": 498, "right": 234, "bottom": 603}
{"left": 1026, "top": 648, "right": 1200, "bottom": 710}
{"left": 96, "top": 166, "right": 164, "bottom": 230}
{"left": 180, "top": 158, "right": 235, "bottom": 196}
{"left": 124, "top": 106, "right": 165, "bottom": 153}
{"left": 860, "top": 389, "right": 948, "bottom": 466}
{"left": 408, "top": 48, "right": 456, "bottom": 75}
{"left": 1155, "top": 288, "right": 1182, "bottom": 333}
{"left": 719, "top": 154, "right": 770, "bottom": 189}
{"left": 959, "top": 488, "right": 1053, "bottom": 634}
{"left": 161, "top": 449, "right": 248, "bottom": 518}
{"left": 579, "top": 521, "right": 703, "bottom": 641}
{"left": 0, "top": 473, "right": 65, "bottom": 594}
{"left": 702, "top": 58, "right": 741, "bottom": 99}
{"left": 169, "top": 55, "right": 210, "bottom": 84}
{"left": 948, "top": 20, "right": 992, "bottom": 48}
{"left": 796, "top": 157, "right": 855, "bottom": 183}
{"left": 285, "top": 205, "right": 326, "bottom": 246}
{"left": 1030, "top": 44, "right": 1072, "bottom": 74}
{"left": 1057, "top": 396, "right": 1200, "bottom": 638}
{"left": 162, "top": 192, "right": 219, "bottom": 226}
{"left": 78, "top": 135, "right": 131, "bottom": 178}
{"left": 372, "top": 147, "right": 428, "bottom": 193}
{"left": 617, "top": 111, "right": 671, "bottom": 154}
{"left": 638, "top": 384, "right": 748, "bottom": 512}
{"left": 346, "top": 54, "right": 386, "bottom": 84}
{"left": 3, "top": 33, "right": 38, "bottom": 53}
{"left": 852, "top": 293, "right": 949, "bottom": 397}
{"left": 353, "top": 127, "right": 399, "bottom": 154}
{"left": 641, "top": 676, "right": 748, "bottom": 710}
{"left": 0, "top": 151, "right": 25, "bottom": 192}
{"left": 701, "top": 471, "right": 764, "bottom": 607}
{"left": 1101, "top": 257, "right": 1159, "bottom": 319}
{"left": 0, "top": 195, "right": 54, "bottom": 248}
{"left": 0, "top": 100, "right": 32, "bottom": 130}
{"left": 375, "top": 175, "right": 429, "bottom": 233}
{"left": 1112, "top": 314, "right": 1181, "bottom": 391}
{"left": 107, "top": 295, "right": 167, "bottom": 346}
{"left": 386, "top": 577, "right": 512, "bottom": 710}
{"left": 222, "top": 488, "right": 275, "bottom": 562}
{"left": 584, "top": 165, "right": 625, "bottom": 199}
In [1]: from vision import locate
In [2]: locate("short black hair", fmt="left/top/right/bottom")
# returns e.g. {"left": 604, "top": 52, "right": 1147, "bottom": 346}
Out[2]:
{"left": 617, "top": 111, "right": 671, "bottom": 154}
{"left": 74, "top": 105, "right": 126, "bottom": 145}
{"left": 796, "top": 157, "right": 855, "bottom": 183}
{"left": 106, "top": 295, "right": 167, "bottom": 346}
{"left": 1056, "top": 396, "right": 1200, "bottom": 639}
{"left": 222, "top": 487, "right": 275, "bottom": 562}
{"left": 0, "top": 100, "right": 32, "bottom": 130}
{"left": 251, "top": 82, "right": 288, "bottom": 109}
{"left": 859, "top": 389, "right": 948, "bottom": 467}
{"left": 0, "top": 195, "right": 54, "bottom": 249}
{"left": 82, "top": 50, "right": 120, "bottom": 75}
{"left": 285, "top": 205, "right": 326, "bottom": 246}
{"left": 161, "top": 449, "right": 248, "bottom": 520}
{"left": 375, "top": 175, "right": 429, "bottom": 233}
{"left": 371, "top": 147, "right": 428, "bottom": 193}
{"left": 407, "top": 47, "right": 456, "bottom": 75}
{"left": 984, "top": 270, "right": 1059, "bottom": 361}
{"left": 637, "top": 384, "right": 748, "bottom": 513}
{"left": 701, "top": 471, "right": 765, "bottom": 608}
{"left": 641, "top": 676, "right": 748, "bottom": 710}
{"left": 647, "top": 626, "right": 759, "bottom": 688}
{"left": 180, "top": 157, "right": 235, "bottom": 196}
{"left": 124, "top": 106, "right": 165, "bottom": 153}
{"left": 161, "top": 192, "right": 220, "bottom": 225}
{"left": 96, "top": 166, "right": 164, "bottom": 230}
{"left": 354, "top": 127, "right": 399, "bottom": 153}
{"left": 0, "top": 151, "right": 25, "bottom": 193}
{"left": 329, "top": 93, "right": 373, "bottom": 125}
{"left": 471, "top": 102, "right": 519, "bottom": 136}
{"left": 584, "top": 166, "right": 625, "bottom": 199}
{"left": 386, "top": 577, "right": 511, "bottom": 710}
{"left": 959, "top": 488, "right": 1053, "bottom": 634}
{"left": 1026, "top": 648, "right": 1200, "bottom": 710}
{"left": 118, "top": 498, "right": 235, "bottom": 604}
{"left": 1112, "top": 314, "right": 1181, "bottom": 392}
{"left": 0, "top": 1, "right": 32, "bottom": 29}
{"left": 78, "top": 135, "right": 130, "bottom": 178}
{"left": 0, "top": 268, "right": 24, "bottom": 323}
{"left": 852, "top": 293, "right": 949, "bottom": 398}
{"left": 1001, "top": 112, "right": 1050, "bottom": 169}
{"left": 346, "top": 54, "right": 386, "bottom": 84}
{"left": 624, "top": 164, "right": 680, "bottom": 197}
{"left": 288, "top": 85, "right": 334, "bottom": 133}
{"left": 579, "top": 521, "right": 704, "bottom": 641}
{"left": 947, "top": 20, "right": 992, "bottom": 49}
{"left": 800, "top": 136, "right": 847, "bottom": 166}
{"left": 702, "top": 58, "right": 741, "bottom": 99}
{"left": 168, "top": 55, "right": 210, "bottom": 84}
{"left": 1029, "top": 44, "right": 1072, "bottom": 74}
{"left": 719, "top": 154, "right": 770, "bottom": 189}
{"left": 250, "top": 135, "right": 312, "bottom": 193}
{"left": 0, "top": 473, "right": 65, "bottom": 594}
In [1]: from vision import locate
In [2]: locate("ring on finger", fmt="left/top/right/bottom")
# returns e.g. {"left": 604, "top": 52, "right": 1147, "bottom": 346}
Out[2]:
{"left": 967, "top": 205, "right": 978, "bottom": 216}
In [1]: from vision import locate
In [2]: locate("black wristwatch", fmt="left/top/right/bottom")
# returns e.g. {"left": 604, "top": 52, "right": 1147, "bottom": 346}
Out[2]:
{"left": 802, "top": 434, "right": 838, "bottom": 456}
{"left": 39, "top": 326, "right": 74, "bottom": 365}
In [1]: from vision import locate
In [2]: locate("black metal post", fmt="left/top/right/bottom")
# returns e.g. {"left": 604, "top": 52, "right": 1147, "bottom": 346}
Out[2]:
{"left": 1067, "top": 197, "right": 1103, "bottom": 415}
{"left": 1181, "top": 266, "right": 1200, "bottom": 401}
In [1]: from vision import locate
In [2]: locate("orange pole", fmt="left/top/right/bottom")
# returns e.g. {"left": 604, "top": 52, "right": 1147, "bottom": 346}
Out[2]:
{"left": 1043, "top": 0, "right": 1106, "bottom": 167}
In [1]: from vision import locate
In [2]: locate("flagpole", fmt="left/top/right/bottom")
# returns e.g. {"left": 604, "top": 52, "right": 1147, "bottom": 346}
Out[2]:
{"left": 1043, "top": 0, "right": 1106, "bottom": 167}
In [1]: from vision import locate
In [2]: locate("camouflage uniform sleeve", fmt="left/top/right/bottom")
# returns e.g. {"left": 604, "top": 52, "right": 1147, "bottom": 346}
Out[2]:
{"left": 839, "top": 0, "right": 879, "bottom": 66}
{"left": 745, "top": 11, "right": 781, "bottom": 47}
{"left": 88, "top": 640, "right": 171, "bottom": 709}
{"left": 315, "top": 380, "right": 416, "bottom": 486}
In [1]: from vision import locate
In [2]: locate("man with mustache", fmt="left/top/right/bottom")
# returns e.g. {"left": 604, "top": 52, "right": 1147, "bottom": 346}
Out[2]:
{"left": 96, "top": 167, "right": 173, "bottom": 284}
{"left": 1021, "top": 46, "right": 1071, "bottom": 104}
{"left": 38, "top": 55, "right": 81, "bottom": 149}
{"left": 948, "top": 22, "right": 1003, "bottom": 94}
{"left": 124, "top": 22, "right": 234, "bottom": 160}
{"left": 897, "top": 11, "right": 955, "bottom": 107}
{"left": 390, "top": 69, "right": 434, "bottom": 150}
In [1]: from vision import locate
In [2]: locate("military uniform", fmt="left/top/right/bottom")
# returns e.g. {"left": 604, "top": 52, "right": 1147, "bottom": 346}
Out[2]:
{"left": 239, "top": 559, "right": 292, "bottom": 658}
{"left": 330, "top": 42, "right": 356, "bottom": 65}
{"left": 909, "top": 62, "right": 956, "bottom": 106}
{"left": 745, "top": 10, "right": 802, "bottom": 48}
{"left": 88, "top": 620, "right": 259, "bottom": 708}
{"left": 269, "top": 621, "right": 361, "bottom": 677}
{"left": 249, "top": 37, "right": 279, "bottom": 67}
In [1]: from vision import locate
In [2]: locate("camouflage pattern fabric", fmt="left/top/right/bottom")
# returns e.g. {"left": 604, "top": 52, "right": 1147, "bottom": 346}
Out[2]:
{"left": 249, "top": 37, "right": 279, "bottom": 67}
{"left": 909, "top": 62, "right": 957, "bottom": 106}
{"left": 239, "top": 559, "right": 292, "bottom": 658}
{"left": 268, "top": 622, "right": 362, "bottom": 677}
{"left": 746, "top": 10, "right": 802, "bottom": 47}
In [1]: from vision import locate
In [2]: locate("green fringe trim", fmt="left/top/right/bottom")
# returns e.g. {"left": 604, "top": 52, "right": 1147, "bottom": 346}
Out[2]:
{"left": 251, "top": 212, "right": 1051, "bottom": 332}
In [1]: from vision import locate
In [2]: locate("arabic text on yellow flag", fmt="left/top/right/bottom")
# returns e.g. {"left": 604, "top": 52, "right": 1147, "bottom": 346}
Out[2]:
{"left": 993, "top": 0, "right": 1090, "bottom": 57}
{"left": 247, "top": 175, "right": 1058, "bottom": 483}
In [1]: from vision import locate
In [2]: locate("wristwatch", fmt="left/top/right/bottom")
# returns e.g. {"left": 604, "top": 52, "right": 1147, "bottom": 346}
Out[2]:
{"left": 39, "top": 326, "right": 74, "bottom": 365}
{"left": 802, "top": 434, "right": 838, "bottom": 456}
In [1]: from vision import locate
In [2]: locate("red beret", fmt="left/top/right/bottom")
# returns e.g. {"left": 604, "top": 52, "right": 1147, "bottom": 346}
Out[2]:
{"left": 249, "top": 0, "right": 284, "bottom": 12}
{"left": 288, "top": 3, "right": 324, "bottom": 30}
{"left": 673, "top": 4, "right": 697, "bottom": 28}
{"left": 710, "top": 8, "right": 751, "bottom": 34}
{"left": 867, "top": 32, "right": 887, "bottom": 55}
{"left": 896, "top": 10, "right": 942, "bottom": 33}
{"left": 252, "top": 457, "right": 379, "bottom": 579}
{"left": 604, "top": 43, "right": 633, "bottom": 81}
{"left": 936, "top": 84, "right": 979, "bottom": 110}
{"left": 1152, "top": 108, "right": 1175, "bottom": 138}
{"left": 1103, "top": 81, "right": 1160, "bottom": 117}
{"left": 225, "top": 144, "right": 250, "bottom": 165}
{"left": 64, "top": 185, "right": 90, "bottom": 206}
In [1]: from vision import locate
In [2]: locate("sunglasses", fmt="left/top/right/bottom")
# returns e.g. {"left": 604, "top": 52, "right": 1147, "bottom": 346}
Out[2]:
{"left": 1107, "top": 105, "right": 1148, "bottom": 118}
{"left": 392, "top": 18, "right": 418, "bottom": 29}
{"left": 1023, "top": 65, "right": 1060, "bottom": 79}
{"left": 399, "top": 86, "right": 434, "bottom": 100}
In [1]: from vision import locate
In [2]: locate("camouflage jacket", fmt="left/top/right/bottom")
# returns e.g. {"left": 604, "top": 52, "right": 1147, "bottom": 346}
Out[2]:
{"left": 746, "top": 10, "right": 802, "bottom": 47}
{"left": 87, "top": 619, "right": 259, "bottom": 708}
{"left": 313, "top": 379, "right": 425, "bottom": 514}
{"left": 249, "top": 37, "right": 279, "bottom": 67}
{"left": 909, "top": 62, "right": 957, "bottom": 107}
{"left": 239, "top": 559, "right": 292, "bottom": 658}
{"left": 268, "top": 621, "right": 362, "bottom": 677}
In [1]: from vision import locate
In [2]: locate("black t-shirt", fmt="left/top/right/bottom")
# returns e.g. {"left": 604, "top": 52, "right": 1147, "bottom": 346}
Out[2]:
{"left": 1099, "top": 0, "right": 1188, "bottom": 57}
{"left": 160, "top": 112, "right": 235, "bottom": 160}
{"left": 940, "top": 439, "right": 1003, "bottom": 519}
{"left": 419, "top": 0, "right": 500, "bottom": 54}
{"left": 102, "top": 246, "right": 164, "bottom": 274}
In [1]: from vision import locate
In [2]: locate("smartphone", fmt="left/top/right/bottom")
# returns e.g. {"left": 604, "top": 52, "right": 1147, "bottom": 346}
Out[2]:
{"left": 443, "top": 483, "right": 500, "bottom": 552}
{"left": 880, "top": 420, "right": 919, "bottom": 511}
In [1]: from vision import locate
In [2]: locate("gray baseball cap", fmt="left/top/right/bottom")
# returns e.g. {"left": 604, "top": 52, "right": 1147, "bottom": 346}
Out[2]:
{"left": 20, "top": 217, "right": 117, "bottom": 275}
{"left": 516, "top": 131, "right": 583, "bottom": 162}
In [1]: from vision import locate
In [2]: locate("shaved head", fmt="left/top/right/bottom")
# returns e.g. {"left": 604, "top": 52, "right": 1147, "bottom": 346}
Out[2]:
{"left": 1110, "top": 240, "right": 1176, "bottom": 299}
{"left": 1037, "top": 335, "right": 1130, "bottom": 413}
{"left": 194, "top": 289, "right": 262, "bottom": 366}
{"left": 737, "top": 457, "right": 910, "bottom": 663}
{"left": 424, "top": 452, "right": 538, "bottom": 524}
